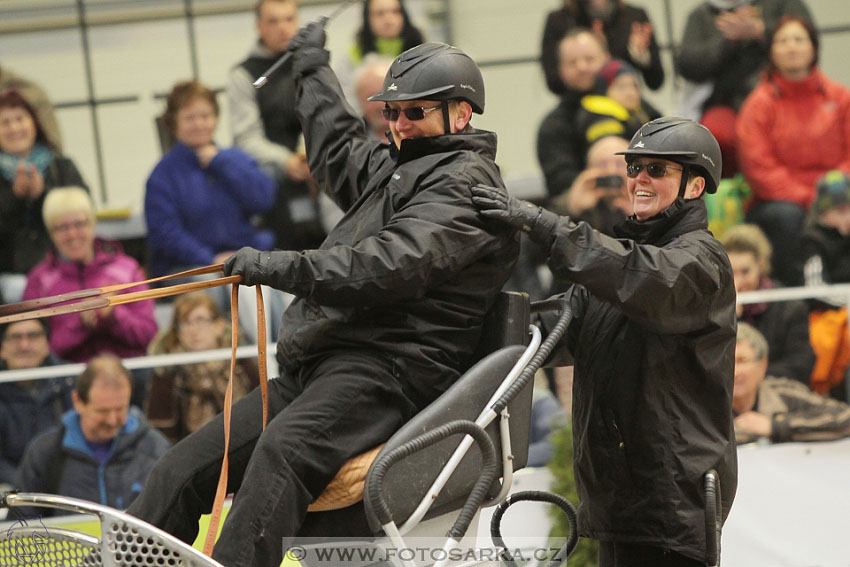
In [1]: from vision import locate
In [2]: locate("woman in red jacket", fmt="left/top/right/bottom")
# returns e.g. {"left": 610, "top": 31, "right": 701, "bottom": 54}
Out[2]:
{"left": 737, "top": 15, "right": 850, "bottom": 286}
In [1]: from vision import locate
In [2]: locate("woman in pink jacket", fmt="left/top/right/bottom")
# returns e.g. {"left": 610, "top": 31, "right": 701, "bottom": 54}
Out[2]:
{"left": 22, "top": 186, "right": 156, "bottom": 363}
{"left": 737, "top": 15, "right": 850, "bottom": 286}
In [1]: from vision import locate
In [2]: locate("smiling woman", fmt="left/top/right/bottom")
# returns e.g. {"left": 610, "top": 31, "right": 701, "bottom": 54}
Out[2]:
{"left": 21, "top": 186, "right": 158, "bottom": 364}
{"left": 737, "top": 15, "right": 850, "bottom": 286}
{"left": 145, "top": 80, "right": 276, "bottom": 279}
{"left": 0, "top": 89, "right": 89, "bottom": 301}
{"left": 471, "top": 118, "right": 737, "bottom": 566}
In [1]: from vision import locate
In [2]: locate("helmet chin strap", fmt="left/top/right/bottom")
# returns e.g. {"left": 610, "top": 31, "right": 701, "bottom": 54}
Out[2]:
{"left": 677, "top": 165, "right": 690, "bottom": 199}
{"left": 441, "top": 102, "right": 452, "bottom": 134}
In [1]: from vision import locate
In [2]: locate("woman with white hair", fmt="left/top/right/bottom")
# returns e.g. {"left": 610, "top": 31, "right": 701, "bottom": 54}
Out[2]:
{"left": 21, "top": 186, "right": 157, "bottom": 363}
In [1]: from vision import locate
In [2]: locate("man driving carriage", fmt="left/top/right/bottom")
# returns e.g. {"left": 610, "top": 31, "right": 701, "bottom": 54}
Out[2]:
{"left": 126, "top": 23, "right": 519, "bottom": 567}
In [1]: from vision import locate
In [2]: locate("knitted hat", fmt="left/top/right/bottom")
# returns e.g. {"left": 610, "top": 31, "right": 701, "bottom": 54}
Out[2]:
{"left": 597, "top": 59, "right": 639, "bottom": 90}
{"left": 815, "top": 170, "right": 850, "bottom": 214}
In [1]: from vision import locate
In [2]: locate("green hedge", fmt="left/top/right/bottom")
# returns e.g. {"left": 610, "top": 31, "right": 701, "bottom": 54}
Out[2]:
{"left": 547, "top": 421, "right": 599, "bottom": 566}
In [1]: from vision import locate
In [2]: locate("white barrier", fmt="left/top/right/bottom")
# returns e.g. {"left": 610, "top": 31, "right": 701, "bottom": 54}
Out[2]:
{"left": 3, "top": 282, "right": 850, "bottom": 386}
{"left": 0, "top": 343, "right": 278, "bottom": 384}
{"left": 737, "top": 283, "right": 850, "bottom": 306}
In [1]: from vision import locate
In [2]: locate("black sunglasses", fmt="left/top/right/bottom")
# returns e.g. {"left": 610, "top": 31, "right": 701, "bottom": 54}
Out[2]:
{"left": 381, "top": 104, "right": 442, "bottom": 122}
{"left": 625, "top": 162, "right": 684, "bottom": 179}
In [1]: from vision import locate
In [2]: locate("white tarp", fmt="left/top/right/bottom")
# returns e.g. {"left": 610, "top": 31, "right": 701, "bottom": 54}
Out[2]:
{"left": 722, "top": 437, "right": 850, "bottom": 567}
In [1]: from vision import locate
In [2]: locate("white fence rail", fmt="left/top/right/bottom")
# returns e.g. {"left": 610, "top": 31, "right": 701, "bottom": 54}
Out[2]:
{"left": 0, "top": 344, "right": 277, "bottom": 384}
{"left": 4, "top": 283, "right": 850, "bottom": 385}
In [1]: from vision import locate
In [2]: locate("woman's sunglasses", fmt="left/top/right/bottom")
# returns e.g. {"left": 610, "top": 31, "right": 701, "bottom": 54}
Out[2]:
{"left": 381, "top": 104, "right": 442, "bottom": 122}
{"left": 625, "top": 162, "right": 683, "bottom": 179}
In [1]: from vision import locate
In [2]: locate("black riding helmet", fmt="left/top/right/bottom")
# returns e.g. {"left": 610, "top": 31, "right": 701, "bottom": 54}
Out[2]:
{"left": 616, "top": 117, "right": 722, "bottom": 196}
{"left": 368, "top": 42, "right": 485, "bottom": 132}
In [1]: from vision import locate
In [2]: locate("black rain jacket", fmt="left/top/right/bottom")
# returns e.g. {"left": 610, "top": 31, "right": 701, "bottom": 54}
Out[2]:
{"left": 546, "top": 198, "right": 737, "bottom": 561}
{"left": 266, "top": 48, "right": 519, "bottom": 408}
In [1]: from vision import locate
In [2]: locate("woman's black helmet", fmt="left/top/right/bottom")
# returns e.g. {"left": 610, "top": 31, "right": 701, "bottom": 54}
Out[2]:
{"left": 616, "top": 117, "right": 722, "bottom": 193}
{"left": 368, "top": 42, "right": 485, "bottom": 114}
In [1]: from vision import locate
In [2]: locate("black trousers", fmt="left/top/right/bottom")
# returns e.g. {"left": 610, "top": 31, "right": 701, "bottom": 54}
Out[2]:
{"left": 598, "top": 541, "right": 706, "bottom": 567}
{"left": 127, "top": 353, "right": 418, "bottom": 567}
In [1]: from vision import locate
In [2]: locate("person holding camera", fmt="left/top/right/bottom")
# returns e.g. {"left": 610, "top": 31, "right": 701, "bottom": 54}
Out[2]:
{"left": 551, "top": 135, "right": 632, "bottom": 237}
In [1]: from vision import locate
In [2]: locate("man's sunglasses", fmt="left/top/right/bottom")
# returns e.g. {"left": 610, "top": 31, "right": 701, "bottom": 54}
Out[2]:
{"left": 381, "top": 104, "right": 442, "bottom": 122}
{"left": 625, "top": 162, "right": 683, "bottom": 179}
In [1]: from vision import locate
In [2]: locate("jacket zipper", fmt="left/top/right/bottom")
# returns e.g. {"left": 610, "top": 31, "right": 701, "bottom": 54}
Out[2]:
{"left": 611, "top": 419, "right": 625, "bottom": 449}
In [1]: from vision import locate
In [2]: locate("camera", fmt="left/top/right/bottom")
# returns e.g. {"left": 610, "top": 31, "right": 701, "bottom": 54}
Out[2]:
{"left": 595, "top": 174, "right": 624, "bottom": 190}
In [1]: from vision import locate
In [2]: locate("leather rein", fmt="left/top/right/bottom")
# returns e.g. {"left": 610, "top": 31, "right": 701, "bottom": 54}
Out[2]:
{"left": 0, "top": 264, "right": 268, "bottom": 556}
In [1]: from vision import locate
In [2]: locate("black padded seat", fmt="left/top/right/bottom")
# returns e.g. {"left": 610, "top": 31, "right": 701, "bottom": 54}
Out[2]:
{"left": 363, "top": 344, "right": 532, "bottom": 533}
{"left": 297, "top": 291, "right": 532, "bottom": 538}
{"left": 363, "top": 291, "right": 532, "bottom": 533}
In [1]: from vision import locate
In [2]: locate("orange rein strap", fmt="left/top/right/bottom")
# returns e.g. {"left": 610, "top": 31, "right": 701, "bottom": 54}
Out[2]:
{"left": 0, "top": 264, "right": 272, "bottom": 559}
{"left": 0, "top": 264, "right": 233, "bottom": 326}
{"left": 202, "top": 284, "right": 270, "bottom": 557}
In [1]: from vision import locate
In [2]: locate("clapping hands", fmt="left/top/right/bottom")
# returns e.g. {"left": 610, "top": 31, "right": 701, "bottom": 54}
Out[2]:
{"left": 12, "top": 162, "right": 44, "bottom": 200}
{"left": 715, "top": 6, "right": 765, "bottom": 42}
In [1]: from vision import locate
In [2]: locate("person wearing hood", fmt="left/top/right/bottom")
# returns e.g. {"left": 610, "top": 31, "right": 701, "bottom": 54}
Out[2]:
{"left": 0, "top": 88, "right": 88, "bottom": 303}
{"left": 573, "top": 58, "right": 661, "bottom": 163}
{"left": 473, "top": 117, "right": 737, "bottom": 566}
{"left": 537, "top": 28, "right": 611, "bottom": 200}
{"left": 13, "top": 354, "right": 170, "bottom": 517}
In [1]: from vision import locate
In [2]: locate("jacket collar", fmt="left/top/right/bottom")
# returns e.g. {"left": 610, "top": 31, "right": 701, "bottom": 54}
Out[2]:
{"left": 248, "top": 40, "right": 280, "bottom": 60}
{"left": 614, "top": 198, "right": 709, "bottom": 244}
{"left": 43, "top": 237, "right": 121, "bottom": 272}
{"left": 169, "top": 141, "right": 202, "bottom": 165}
{"left": 0, "top": 354, "right": 69, "bottom": 397}
{"left": 392, "top": 128, "right": 498, "bottom": 166}
{"left": 61, "top": 407, "right": 141, "bottom": 455}
{"left": 767, "top": 67, "right": 826, "bottom": 98}
{"left": 559, "top": 87, "right": 589, "bottom": 110}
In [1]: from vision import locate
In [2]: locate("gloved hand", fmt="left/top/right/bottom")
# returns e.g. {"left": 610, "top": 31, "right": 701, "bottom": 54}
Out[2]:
{"left": 290, "top": 19, "right": 330, "bottom": 77}
{"left": 223, "top": 247, "right": 272, "bottom": 287}
{"left": 471, "top": 185, "right": 560, "bottom": 247}
{"left": 288, "top": 18, "right": 328, "bottom": 52}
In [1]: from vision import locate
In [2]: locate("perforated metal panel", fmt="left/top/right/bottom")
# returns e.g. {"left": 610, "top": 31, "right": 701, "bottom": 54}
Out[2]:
{"left": 101, "top": 518, "right": 203, "bottom": 567}
{"left": 0, "top": 494, "right": 224, "bottom": 567}
{"left": 0, "top": 526, "right": 101, "bottom": 567}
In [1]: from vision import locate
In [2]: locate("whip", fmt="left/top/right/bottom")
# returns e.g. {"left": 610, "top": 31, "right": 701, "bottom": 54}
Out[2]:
{"left": 253, "top": 0, "right": 364, "bottom": 88}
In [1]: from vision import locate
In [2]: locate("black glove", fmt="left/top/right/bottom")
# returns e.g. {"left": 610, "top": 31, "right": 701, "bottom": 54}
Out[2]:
{"left": 290, "top": 19, "right": 330, "bottom": 78}
{"left": 223, "top": 247, "right": 271, "bottom": 287}
{"left": 471, "top": 185, "right": 560, "bottom": 247}
{"left": 288, "top": 18, "right": 327, "bottom": 52}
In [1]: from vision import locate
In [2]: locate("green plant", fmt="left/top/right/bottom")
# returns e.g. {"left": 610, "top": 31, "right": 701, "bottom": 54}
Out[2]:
{"left": 547, "top": 421, "right": 598, "bottom": 566}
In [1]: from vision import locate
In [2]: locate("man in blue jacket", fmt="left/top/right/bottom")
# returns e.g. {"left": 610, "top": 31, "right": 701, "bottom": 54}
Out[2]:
{"left": 14, "top": 354, "right": 170, "bottom": 516}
